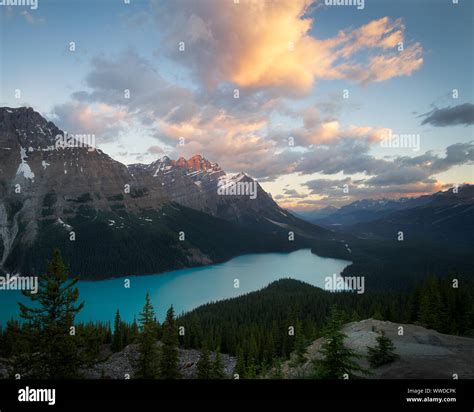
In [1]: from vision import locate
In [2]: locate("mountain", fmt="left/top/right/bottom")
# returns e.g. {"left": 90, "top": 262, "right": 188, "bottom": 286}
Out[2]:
{"left": 314, "top": 184, "right": 474, "bottom": 247}
{"left": 129, "top": 154, "right": 329, "bottom": 239}
{"left": 0, "top": 107, "right": 328, "bottom": 278}
{"left": 315, "top": 186, "right": 474, "bottom": 250}
{"left": 294, "top": 206, "right": 339, "bottom": 223}
{"left": 349, "top": 185, "right": 474, "bottom": 247}
{"left": 314, "top": 196, "right": 434, "bottom": 227}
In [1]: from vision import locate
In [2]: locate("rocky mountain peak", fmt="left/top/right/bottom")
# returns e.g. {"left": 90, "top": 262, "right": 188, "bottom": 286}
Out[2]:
{"left": 0, "top": 106, "right": 61, "bottom": 149}
{"left": 1, "top": 106, "right": 53, "bottom": 130}
{"left": 169, "top": 154, "right": 221, "bottom": 173}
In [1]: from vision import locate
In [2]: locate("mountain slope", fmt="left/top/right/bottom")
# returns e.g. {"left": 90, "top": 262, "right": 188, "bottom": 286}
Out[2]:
{"left": 314, "top": 195, "right": 435, "bottom": 228}
{"left": 0, "top": 107, "right": 325, "bottom": 278}
{"left": 129, "top": 154, "right": 330, "bottom": 240}
{"left": 341, "top": 186, "right": 474, "bottom": 250}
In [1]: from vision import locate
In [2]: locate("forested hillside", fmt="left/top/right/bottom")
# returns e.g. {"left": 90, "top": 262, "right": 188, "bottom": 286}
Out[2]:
{"left": 177, "top": 277, "right": 474, "bottom": 375}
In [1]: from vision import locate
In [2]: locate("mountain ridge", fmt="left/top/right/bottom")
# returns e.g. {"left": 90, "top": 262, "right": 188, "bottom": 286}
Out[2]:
{"left": 0, "top": 106, "right": 328, "bottom": 278}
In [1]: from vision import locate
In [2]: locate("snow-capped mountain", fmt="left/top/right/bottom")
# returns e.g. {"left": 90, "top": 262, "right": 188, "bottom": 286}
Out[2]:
{"left": 0, "top": 107, "right": 328, "bottom": 278}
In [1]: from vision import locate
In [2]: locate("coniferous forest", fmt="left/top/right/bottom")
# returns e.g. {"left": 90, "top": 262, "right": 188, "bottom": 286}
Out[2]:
{"left": 1, "top": 250, "right": 472, "bottom": 380}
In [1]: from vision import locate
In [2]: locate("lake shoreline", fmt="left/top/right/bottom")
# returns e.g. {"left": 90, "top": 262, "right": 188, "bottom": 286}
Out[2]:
{"left": 0, "top": 249, "right": 352, "bottom": 325}
{"left": 67, "top": 246, "right": 352, "bottom": 283}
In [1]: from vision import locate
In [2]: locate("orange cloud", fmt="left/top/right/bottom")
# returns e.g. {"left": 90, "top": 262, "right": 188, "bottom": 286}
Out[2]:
{"left": 295, "top": 107, "right": 391, "bottom": 145}
{"left": 354, "top": 44, "right": 423, "bottom": 83}
{"left": 154, "top": 1, "right": 424, "bottom": 93}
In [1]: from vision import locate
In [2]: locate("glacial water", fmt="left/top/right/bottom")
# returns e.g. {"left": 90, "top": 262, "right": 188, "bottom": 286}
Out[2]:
{"left": 0, "top": 249, "right": 351, "bottom": 324}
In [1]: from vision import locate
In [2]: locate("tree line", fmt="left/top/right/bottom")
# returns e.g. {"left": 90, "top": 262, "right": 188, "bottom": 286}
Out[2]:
{"left": 0, "top": 250, "right": 472, "bottom": 379}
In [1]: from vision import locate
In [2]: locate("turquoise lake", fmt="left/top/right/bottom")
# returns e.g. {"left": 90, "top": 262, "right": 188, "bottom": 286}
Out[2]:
{"left": 0, "top": 249, "right": 351, "bottom": 325}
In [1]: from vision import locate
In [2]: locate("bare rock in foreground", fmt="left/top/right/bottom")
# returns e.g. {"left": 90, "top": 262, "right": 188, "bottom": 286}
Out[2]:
{"left": 285, "top": 319, "right": 474, "bottom": 379}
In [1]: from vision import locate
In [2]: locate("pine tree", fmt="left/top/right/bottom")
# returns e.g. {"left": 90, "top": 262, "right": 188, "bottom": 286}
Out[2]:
{"left": 351, "top": 310, "right": 361, "bottom": 322}
{"left": 159, "top": 306, "right": 181, "bottom": 379}
{"left": 269, "top": 358, "right": 284, "bottom": 379}
{"left": 111, "top": 310, "right": 124, "bottom": 352}
{"left": 246, "top": 360, "right": 257, "bottom": 379}
{"left": 418, "top": 277, "right": 445, "bottom": 331}
{"left": 135, "top": 293, "right": 159, "bottom": 379}
{"left": 235, "top": 347, "right": 246, "bottom": 379}
{"left": 367, "top": 331, "right": 399, "bottom": 368}
{"left": 312, "top": 307, "right": 368, "bottom": 379}
{"left": 211, "top": 348, "right": 227, "bottom": 379}
{"left": 16, "top": 249, "right": 85, "bottom": 379}
{"left": 130, "top": 317, "right": 139, "bottom": 343}
{"left": 196, "top": 344, "right": 212, "bottom": 379}
{"left": 291, "top": 320, "right": 307, "bottom": 366}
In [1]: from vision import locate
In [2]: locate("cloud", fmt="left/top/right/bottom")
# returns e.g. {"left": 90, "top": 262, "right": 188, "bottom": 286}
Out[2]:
{"left": 147, "top": 145, "right": 164, "bottom": 155}
{"left": 349, "top": 43, "right": 423, "bottom": 84}
{"left": 20, "top": 11, "right": 45, "bottom": 25}
{"left": 294, "top": 136, "right": 387, "bottom": 176}
{"left": 291, "top": 107, "right": 390, "bottom": 146}
{"left": 281, "top": 188, "right": 309, "bottom": 199}
{"left": 73, "top": 50, "right": 195, "bottom": 121}
{"left": 297, "top": 178, "right": 443, "bottom": 209}
{"left": 304, "top": 177, "right": 353, "bottom": 194}
{"left": 52, "top": 102, "right": 129, "bottom": 143}
{"left": 52, "top": 1, "right": 426, "bottom": 179}
{"left": 55, "top": 50, "right": 303, "bottom": 175}
{"left": 295, "top": 142, "right": 474, "bottom": 207}
{"left": 420, "top": 103, "right": 474, "bottom": 127}
{"left": 151, "top": 1, "right": 423, "bottom": 93}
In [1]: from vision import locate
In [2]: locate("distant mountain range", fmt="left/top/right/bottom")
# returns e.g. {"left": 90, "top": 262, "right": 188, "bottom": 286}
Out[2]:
{"left": 300, "top": 186, "right": 474, "bottom": 250}
{"left": 0, "top": 107, "right": 328, "bottom": 278}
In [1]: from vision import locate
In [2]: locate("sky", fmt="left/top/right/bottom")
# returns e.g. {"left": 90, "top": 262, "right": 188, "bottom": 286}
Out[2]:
{"left": 0, "top": 0, "right": 473, "bottom": 210}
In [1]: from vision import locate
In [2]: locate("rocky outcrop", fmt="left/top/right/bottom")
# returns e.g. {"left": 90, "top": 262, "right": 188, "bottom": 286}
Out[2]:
{"left": 283, "top": 319, "right": 474, "bottom": 379}
{"left": 82, "top": 343, "right": 236, "bottom": 379}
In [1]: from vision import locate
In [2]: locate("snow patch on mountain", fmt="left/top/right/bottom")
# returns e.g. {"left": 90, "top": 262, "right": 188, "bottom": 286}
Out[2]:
{"left": 16, "top": 147, "right": 35, "bottom": 181}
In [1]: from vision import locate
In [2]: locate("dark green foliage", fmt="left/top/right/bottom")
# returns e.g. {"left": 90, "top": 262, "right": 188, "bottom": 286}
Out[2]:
{"left": 312, "top": 307, "right": 368, "bottom": 379}
{"left": 4, "top": 204, "right": 303, "bottom": 280}
{"left": 291, "top": 319, "right": 307, "bottom": 367}
{"left": 211, "top": 349, "right": 227, "bottom": 379}
{"left": 159, "top": 306, "right": 180, "bottom": 379}
{"left": 313, "top": 239, "right": 474, "bottom": 292}
{"left": 367, "top": 331, "right": 399, "bottom": 368}
{"left": 417, "top": 276, "right": 446, "bottom": 331}
{"left": 268, "top": 358, "right": 285, "bottom": 379}
{"left": 111, "top": 310, "right": 124, "bottom": 352}
{"left": 178, "top": 277, "right": 474, "bottom": 376}
{"left": 135, "top": 293, "right": 160, "bottom": 379}
{"left": 234, "top": 347, "right": 246, "bottom": 379}
{"left": 15, "top": 249, "right": 85, "bottom": 379}
{"left": 80, "top": 321, "right": 109, "bottom": 366}
{"left": 196, "top": 345, "right": 212, "bottom": 379}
